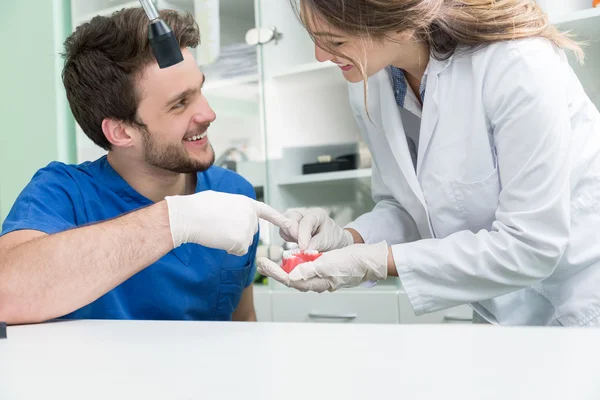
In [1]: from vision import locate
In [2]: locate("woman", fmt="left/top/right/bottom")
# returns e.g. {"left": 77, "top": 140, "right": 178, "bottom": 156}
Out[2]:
{"left": 257, "top": 0, "right": 600, "bottom": 326}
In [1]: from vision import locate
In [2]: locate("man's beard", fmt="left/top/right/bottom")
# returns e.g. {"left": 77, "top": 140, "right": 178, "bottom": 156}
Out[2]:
{"left": 140, "top": 127, "right": 215, "bottom": 174}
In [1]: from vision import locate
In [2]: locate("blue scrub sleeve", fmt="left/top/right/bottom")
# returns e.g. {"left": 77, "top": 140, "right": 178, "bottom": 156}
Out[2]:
{"left": 1, "top": 163, "right": 80, "bottom": 237}
{"left": 245, "top": 231, "right": 259, "bottom": 288}
{"left": 242, "top": 182, "right": 259, "bottom": 288}
{"left": 233, "top": 178, "right": 259, "bottom": 288}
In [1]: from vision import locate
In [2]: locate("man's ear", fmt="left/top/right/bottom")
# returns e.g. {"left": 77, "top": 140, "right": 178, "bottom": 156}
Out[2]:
{"left": 102, "top": 118, "right": 136, "bottom": 148}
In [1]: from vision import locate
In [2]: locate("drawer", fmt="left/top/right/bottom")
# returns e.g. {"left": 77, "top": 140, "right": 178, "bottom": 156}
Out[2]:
{"left": 398, "top": 293, "right": 473, "bottom": 324}
{"left": 271, "top": 290, "right": 399, "bottom": 324}
{"left": 253, "top": 286, "right": 272, "bottom": 322}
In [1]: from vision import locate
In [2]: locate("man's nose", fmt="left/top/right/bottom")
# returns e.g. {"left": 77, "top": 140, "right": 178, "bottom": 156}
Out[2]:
{"left": 192, "top": 99, "right": 216, "bottom": 124}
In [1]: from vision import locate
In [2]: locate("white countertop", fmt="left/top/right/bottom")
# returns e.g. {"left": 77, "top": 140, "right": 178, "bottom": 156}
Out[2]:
{"left": 1, "top": 319, "right": 599, "bottom": 399}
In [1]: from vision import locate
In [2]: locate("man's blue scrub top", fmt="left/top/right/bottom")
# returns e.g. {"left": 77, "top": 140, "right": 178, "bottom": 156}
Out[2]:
{"left": 0, "top": 156, "right": 259, "bottom": 321}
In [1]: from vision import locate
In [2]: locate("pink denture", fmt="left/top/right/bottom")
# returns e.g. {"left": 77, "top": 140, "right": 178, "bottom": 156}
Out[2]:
{"left": 281, "top": 249, "right": 322, "bottom": 274}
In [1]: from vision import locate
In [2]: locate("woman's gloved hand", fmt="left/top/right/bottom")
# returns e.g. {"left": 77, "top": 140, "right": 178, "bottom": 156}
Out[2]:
{"left": 165, "top": 190, "right": 292, "bottom": 256}
{"left": 257, "top": 241, "right": 389, "bottom": 292}
{"left": 278, "top": 208, "right": 355, "bottom": 252}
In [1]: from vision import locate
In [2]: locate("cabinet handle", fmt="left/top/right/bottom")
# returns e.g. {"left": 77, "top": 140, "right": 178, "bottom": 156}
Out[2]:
{"left": 245, "top": 27, "right": 283, "bottom": 46}
{"left": 443, "top": 315, "right": 473, "bottom": 322}
{"left": 308, "top": 312, "right": 358, "bottom": 320}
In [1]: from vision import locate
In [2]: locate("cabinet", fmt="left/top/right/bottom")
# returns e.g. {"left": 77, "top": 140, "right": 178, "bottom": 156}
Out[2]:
{"left": 252, "top": 285, "right": 272, "bottom": 322}
{"left": 549, "top": 6, "right": 600, "bottom": 111}
{"left": 69, "top": 0, "right": 600, "bottom": 324}
{"left": 271, "top": 288, "right": 400, "bottom": 324}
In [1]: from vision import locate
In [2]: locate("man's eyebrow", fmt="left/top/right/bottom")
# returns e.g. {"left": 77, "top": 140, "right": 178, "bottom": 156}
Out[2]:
{"left": 164, "top": 76, "right": 206, "bottom": 108}
{"left": 165, "top": 88, "right": 196, "bottom": 107}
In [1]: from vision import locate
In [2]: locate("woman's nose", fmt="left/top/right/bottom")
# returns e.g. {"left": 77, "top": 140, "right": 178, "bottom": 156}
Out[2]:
{"left": 315, "top": 44, "right": 332, "bottom": 63}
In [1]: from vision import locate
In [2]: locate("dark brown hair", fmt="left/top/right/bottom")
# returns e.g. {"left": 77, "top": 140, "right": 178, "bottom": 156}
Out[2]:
{"left": 61, "top": 8, "right": 200, "bottom": 150}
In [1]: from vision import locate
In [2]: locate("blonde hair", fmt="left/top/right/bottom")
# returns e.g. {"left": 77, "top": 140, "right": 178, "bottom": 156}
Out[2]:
{"left": 294, "top": 0, "right": 584, "bottom": 115}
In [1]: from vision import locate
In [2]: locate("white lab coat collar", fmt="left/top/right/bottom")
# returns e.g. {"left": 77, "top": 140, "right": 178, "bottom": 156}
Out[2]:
{"left": 348, "top": 54, "right": 456, "bottom": 238}
{"left": 377, "top": 54, "right": 454, "bottom": 193}
{"left": 415, "top": 54, "right": 453, "bottom": 175}
{"left": 377, "top": 74, "right": 426, "bottom": 204}
{"left": 426, "top": 54, "right": 453, "bottom": 76}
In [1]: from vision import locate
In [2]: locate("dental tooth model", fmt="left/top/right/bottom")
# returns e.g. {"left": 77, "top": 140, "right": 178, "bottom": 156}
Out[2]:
{"left": 280, "top": 249, "right": 322, "bottom": 273}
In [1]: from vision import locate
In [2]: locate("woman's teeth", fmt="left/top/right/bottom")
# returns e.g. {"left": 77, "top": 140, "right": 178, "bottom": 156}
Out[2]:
{"left": 186, "top": 132, "right": 207, "bottom": 142}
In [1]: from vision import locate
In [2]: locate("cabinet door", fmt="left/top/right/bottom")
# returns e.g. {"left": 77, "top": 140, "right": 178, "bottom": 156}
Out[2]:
{"left": 254, "top": 0, "right": 369, "bottom": 269}
{"left": 535, "top": 0, "right": 593, "bottom": 19}
{"left": 254, "top": 0, "right": 316, "bottom": 79}
{"left": 398, "top": 293, "right": 474, "bottom": 324}
{"left": 272, "top": 290, "right": 400, "bottom": 324}
{"left": 70, "top": 0, "right": 269, "bottom": 190}
{"left": 253, "top": 286, "right": 272, "bottom": 322}
{"left": 552, "top": 8, "right": 600, "bottom": 111}
{"left": 255, "top": 0, "right": 363, "bottom": 158}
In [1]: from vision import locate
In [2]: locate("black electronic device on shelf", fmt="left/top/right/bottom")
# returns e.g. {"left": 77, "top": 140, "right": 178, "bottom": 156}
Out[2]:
{"left": 302, "top": 154, "right": 358, "bottom": 175}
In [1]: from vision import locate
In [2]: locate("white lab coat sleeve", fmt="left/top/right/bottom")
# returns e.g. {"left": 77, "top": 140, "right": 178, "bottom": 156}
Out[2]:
{"left": 395, "top": 41, "right": 571, "bottom": 315}
{"left": 345, "top": 162, "right": 421, "bottom": 245}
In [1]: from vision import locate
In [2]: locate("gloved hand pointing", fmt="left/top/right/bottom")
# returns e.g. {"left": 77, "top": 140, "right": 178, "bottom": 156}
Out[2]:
{"left": 278, "top": 208, "right": 354, "bottom": 252}
{"left": 165, "top": 190, "right": 292, "bottom": 256}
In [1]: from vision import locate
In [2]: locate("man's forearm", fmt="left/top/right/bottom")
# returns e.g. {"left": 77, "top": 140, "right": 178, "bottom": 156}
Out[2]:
{"left": 0, "top": 201, "right": 173, "bottom": 324}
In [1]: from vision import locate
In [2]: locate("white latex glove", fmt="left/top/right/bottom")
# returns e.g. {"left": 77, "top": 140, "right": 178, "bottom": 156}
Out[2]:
{"left": 278, "top": 208, "right": 354, "bottom": 252}
{"left": 257, "top": 241, "right": 389, "bottom": 293}
{"left": 165, "top": 190, "right": 292, "bottom": 256}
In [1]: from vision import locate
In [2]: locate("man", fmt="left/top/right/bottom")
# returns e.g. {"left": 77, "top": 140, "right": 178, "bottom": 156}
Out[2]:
{"left": 0, "top": 8, "right": 291, "bottom": 325}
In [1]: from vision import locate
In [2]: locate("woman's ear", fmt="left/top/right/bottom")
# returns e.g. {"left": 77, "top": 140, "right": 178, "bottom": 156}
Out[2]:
{"left": 102, "top": 118, "right": 135, "bottom": 148}
{"left": 394, "top": 29, "right": 416, "bottom": 42}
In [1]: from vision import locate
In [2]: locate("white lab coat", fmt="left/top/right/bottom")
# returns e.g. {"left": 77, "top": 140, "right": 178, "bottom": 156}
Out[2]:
{"left": 345, "top": 38, "right": 600, "bottom": 326}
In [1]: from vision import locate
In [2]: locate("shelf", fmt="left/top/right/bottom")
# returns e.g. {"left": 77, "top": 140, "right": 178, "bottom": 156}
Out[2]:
{"left": 202, "top": 74, "right": 259, "bottom": 101}
{"left": 278, "top": 168, "right": 372, "bottom": 186}
{"left": 203, "top": 62, "right": 338, "bottom": 97}
{"left": 270, "top": 61, "right": 337, "bottom": 79}
{"left": 203, "top": 74, "right": 259, "bottom": 91}
{"left": 553, "top": 7, "right": 600, "bottom": 38}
